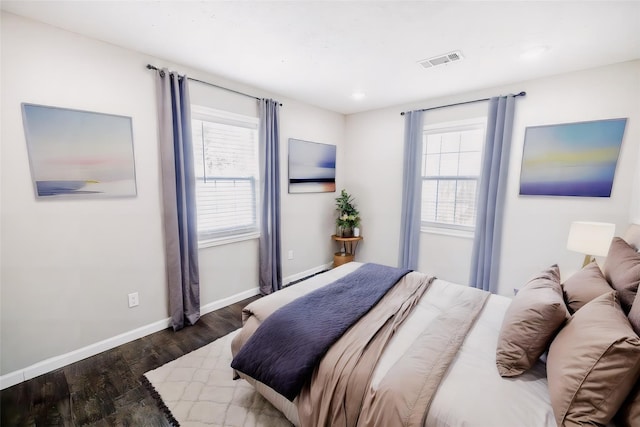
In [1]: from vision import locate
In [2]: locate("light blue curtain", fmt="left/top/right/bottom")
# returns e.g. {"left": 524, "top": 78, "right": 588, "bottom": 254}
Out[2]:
{"left": 470, "top": 96, "right": 516, "bottom": 293}
{"left": 155, "top": 69, "right": 200, "bottom": 330}
{"left": 259, "top": 99, "right": 282, "bottom": 294}
{"left": 399, "top": 110, "right": 424, "bottom": 270}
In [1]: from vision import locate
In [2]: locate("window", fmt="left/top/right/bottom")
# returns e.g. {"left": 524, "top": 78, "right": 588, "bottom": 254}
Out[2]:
{"left": 421, "top": 119, "right": 486, "bottom": 232}
{"left": 191, "top": 106, "right": 259, "bottom": 246}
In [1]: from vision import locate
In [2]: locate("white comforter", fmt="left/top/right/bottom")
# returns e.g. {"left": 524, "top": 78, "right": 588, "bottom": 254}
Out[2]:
{"left": 416, "top": 280, "right": 556, "bottom": 426}
{"left": 238, "top": 263, "right": 557, "bottom": 427}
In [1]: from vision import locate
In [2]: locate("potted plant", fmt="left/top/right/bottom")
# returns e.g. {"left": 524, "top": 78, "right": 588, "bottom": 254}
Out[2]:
{"left": 335, "top": 189, "right": 360, "bottom": 237}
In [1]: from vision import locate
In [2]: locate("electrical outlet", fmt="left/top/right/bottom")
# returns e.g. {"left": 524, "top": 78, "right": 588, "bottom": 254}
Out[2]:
{"left": 288, "top": 250, "right": 294, "bottom": 260}
{"left": 128, "top": 292, "right": 139, "bottom": 308}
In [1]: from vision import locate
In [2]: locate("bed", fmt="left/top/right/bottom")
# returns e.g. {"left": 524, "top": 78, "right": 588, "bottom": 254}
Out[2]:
{"left": 231, "top": 224, "right": 640, "bottom": 427}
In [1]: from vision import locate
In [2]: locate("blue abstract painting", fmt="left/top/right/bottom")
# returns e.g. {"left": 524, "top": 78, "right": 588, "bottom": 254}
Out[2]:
{"left": 519, "top": 118, "right": 627, "bottom": 197}
{"left": 22, "top": 104, "right": 137, "bottom": 199}
{"left": 288, "top": 138, "right": 336, "bottom": 193}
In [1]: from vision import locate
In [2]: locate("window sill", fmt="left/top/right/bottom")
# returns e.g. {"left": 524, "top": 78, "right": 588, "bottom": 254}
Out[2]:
{"left": 420, "top": 226, "right": 474, "bottom": 239}
{"left": 198, "top": 232, "right": 260, "bottom": 249}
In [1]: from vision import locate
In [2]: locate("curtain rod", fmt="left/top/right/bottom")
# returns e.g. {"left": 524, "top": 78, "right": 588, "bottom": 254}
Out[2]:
{"left": 400, "top": 91, "right": 526, "bottom": 115}
{"left": 146, "top": 64, "right": 282, "bottom": 106}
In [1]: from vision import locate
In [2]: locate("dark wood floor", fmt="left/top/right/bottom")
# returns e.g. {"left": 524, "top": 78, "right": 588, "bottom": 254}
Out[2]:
{"left": 1, "top": 296, "right": 259, "bottom": 426}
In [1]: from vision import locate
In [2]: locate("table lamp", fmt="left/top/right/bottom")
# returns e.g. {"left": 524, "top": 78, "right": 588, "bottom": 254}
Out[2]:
{"left": 566, "top": 221, "right": 615, "bottom": 267}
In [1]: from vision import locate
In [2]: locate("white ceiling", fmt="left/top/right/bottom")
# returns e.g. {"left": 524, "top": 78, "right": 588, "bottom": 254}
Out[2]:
{"left": 2, "top": 1, "right": 639, "bottom": 114}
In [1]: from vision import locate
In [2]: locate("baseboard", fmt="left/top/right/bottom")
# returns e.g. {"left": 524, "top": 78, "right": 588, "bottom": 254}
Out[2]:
{"left": 0, "top": 287, "right": 261, "bottom": 390}
{"left": 0, "top": 316, "right": 171, "bottom": 390}
{"left": 0, "top": 371, "right": 24, "bottom": 391}
{"left": 0, "top": 265, "right": 329, "bottom": 391}
{"left": 283, "top": 262, "right": 333, "bottom": 286}
{"left": 200, "top": 287, "right": 260, "bottom": 315}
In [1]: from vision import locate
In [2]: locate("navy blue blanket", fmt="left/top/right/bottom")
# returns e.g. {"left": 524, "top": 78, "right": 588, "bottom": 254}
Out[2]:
{"left": 231, "top": 263, "right": 411, "bottom": 401}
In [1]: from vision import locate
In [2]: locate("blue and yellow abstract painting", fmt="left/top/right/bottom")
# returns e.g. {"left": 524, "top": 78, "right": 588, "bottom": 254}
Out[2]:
{"left": 288, "top": 138, "right": 336, "bottom": 193}
{"left": 22, "top": 104, "right": 137, "bottom": 199}
{"left": 519, "top": 118, "right": 627, "bottom": 197}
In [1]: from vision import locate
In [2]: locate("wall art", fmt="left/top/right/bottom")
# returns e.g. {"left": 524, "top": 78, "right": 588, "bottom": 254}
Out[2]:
{"left": 288, "top": 138, "right": 336, "bottom": 193}
{"left": 22, "top": 103, "right": 137, "bottom": 199}
{"left": 519, "top": 118, "right": 627, "bottom": 197}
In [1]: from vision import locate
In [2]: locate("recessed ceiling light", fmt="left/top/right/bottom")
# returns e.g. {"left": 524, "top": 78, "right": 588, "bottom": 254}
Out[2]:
{"left": 520, "top": 46, "right": 549, "bottom": 60}
{"left": 351, "top": 92, "right": 366, "bottom": 100}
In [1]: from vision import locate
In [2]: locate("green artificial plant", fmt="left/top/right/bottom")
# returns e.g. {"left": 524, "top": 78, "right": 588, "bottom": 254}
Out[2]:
{"left": 335, "top": 189, "right": 360, "bottom": 230}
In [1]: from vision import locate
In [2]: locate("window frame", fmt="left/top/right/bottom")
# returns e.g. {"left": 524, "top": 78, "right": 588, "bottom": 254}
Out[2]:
{"left": 420, "top": 117, "right": 487, "bottom": 237}
{"left": 190, "top": 105, "right": 260, "bottom": 248}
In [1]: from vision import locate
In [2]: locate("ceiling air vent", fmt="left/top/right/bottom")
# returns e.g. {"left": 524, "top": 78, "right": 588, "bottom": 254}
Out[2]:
{"left": 419, "top": 51, "right": 464, "bottom": 69}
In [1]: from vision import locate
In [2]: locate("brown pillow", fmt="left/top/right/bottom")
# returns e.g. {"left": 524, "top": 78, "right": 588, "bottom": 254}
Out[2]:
{"left": 562, "top": 260, "right": 612, "bottom": 314}
{"left": 496, "top": 265, "right": 569, "bottom": 377}
{"left": 630, "top": 291, "right": 640, "bottom": 336}
{"left": 604, "top": 237, "right": 640, "bottom": 313}
{"left": 619, "top": 254, "right": 640, "bottom": 426}
{"left": 547, "top": 291, "right": 640, "bottom": 426}
{"left": 616, "top": 382, "right": 640, "bottom": 427}
{"left": 616, "top": 275, "right": 640, "bottom": 427}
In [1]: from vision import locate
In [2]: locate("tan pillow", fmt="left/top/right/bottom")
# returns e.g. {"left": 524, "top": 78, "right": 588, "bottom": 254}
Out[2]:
{"left": 496, "top": 265, "right": 569, "bottom": 377}
{"left": 547, "top": 291, "right": 640, "bottom": 427}
{"left": 616, "top": 382, "right": 640, "bottom": 427}
{"left": 619, "top": 256, "right": 640, "bottom": 426}
{"left": 604, "top": 237, "right": 640, "bottom": 313}
{"left": 562, "top": 260, "right": 612, "bottom": 314}
{"left": 629, "top": 291, "right": 640, "bottom": 336}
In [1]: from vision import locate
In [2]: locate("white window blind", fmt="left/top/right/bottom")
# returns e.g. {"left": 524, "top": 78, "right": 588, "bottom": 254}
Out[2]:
{"left": 421, "top": 120, "right": 486, "bottom": 231}
{"left": 191, "top": 106, "right": 259, "bottom": 244}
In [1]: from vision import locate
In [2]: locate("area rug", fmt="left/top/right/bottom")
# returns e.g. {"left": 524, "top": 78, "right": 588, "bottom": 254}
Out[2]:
{"left": 144, "top": 330, "right": 292, "bottom": 427}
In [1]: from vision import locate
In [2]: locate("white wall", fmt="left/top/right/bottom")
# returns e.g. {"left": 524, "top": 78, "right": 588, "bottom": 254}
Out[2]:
{"left": 3, "top": 9, "right": 638, "bottom": 384}
{"left": 280, "top": 100, "right": 347, "bottom": 277}
{"left": 343, "top": 101, "right": 487, "bottom": 284}
{"left": 0, "top": 12, "right": 344, "bottom": 379}
{"left": 500, "top": 62, "right": 639, "bottom": 289}
{"left": 187, "top": 82, "right": 345, "bottom": 302}
{"left": 345, "top": 60, "right": 640, "bottom": 295}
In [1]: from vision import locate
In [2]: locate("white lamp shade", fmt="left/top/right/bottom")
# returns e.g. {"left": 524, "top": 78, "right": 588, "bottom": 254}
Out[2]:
{"left": 567, "top": 221, "right": 616, "bottom": 257}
